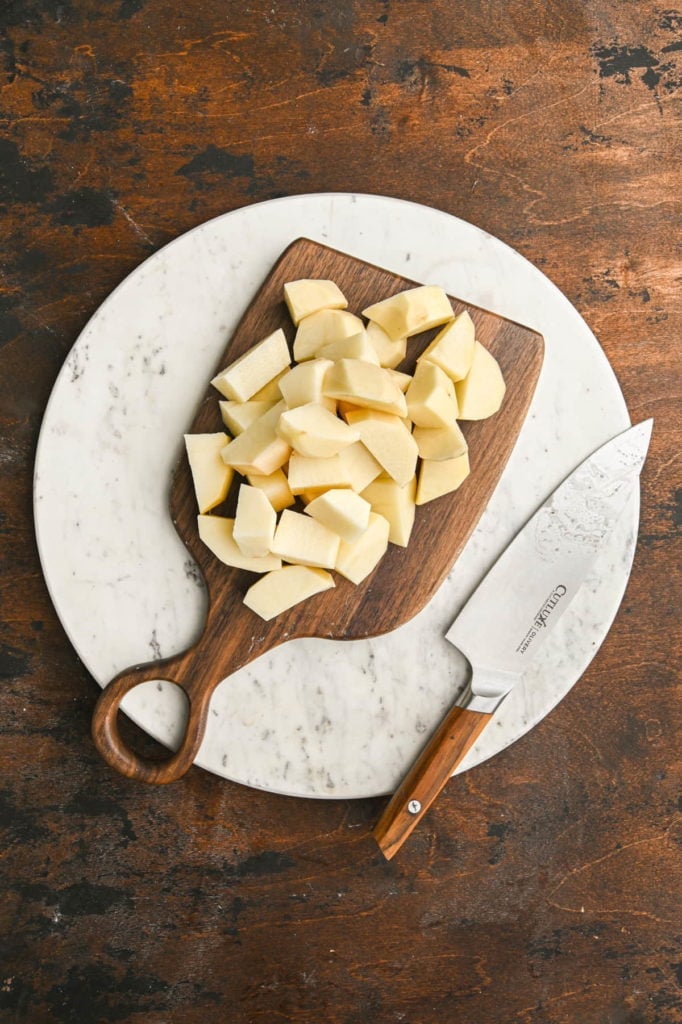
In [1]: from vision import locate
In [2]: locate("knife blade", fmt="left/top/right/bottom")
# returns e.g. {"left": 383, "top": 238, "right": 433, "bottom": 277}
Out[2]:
{"left": 374, "top": 420, "right": 653, "bottom": 859}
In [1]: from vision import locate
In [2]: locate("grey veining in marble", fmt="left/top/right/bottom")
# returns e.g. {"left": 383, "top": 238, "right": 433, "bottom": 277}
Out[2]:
{"left": 34, "top": 194, "right": 636, "bottom": 798}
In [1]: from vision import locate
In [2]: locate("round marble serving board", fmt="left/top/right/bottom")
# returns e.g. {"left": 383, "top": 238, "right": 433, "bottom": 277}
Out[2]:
{"left": 34, "top": 193, "right": 636, "bottom": 799}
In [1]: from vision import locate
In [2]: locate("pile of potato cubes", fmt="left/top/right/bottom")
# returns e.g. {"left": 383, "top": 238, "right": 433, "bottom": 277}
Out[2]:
{"left": 184, "top": 279, "right": 505, "bottom": 621}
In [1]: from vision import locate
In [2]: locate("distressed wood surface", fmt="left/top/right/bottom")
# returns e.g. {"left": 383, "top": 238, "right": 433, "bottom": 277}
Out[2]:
{"left": 0, "top": 2, "right": 679, "bottom": 1022}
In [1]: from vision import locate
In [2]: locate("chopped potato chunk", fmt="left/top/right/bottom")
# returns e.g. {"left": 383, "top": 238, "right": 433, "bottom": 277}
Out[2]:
{"left": 244, "top": 565, "right": 334, "bottom": 620}
{"left": 363, "top": 286, "right": 453, "bottom": 340}
{"left": 304, "top": 488, "right": 371, "bottom": 543}
{"left": 283, "top": 279, "right": 348, "bottom": 325}
{"left": 185, "top": 433, "right": 233, "bottom": 514}
{"left": 211, "top": 329, "right": 290, "bottom": 402}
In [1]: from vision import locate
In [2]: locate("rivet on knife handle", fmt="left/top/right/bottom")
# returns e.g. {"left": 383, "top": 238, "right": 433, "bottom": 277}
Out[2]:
{"left": 374, "top": 704, "right": 492, "bottom": 860}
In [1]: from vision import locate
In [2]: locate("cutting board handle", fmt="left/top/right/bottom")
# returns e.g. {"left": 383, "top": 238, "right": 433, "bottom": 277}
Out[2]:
{"left": 91, "top": 651, "right": 213, "bottom": 784}
{"left": 91, "top": 593, "right": 277, "bottom": 782}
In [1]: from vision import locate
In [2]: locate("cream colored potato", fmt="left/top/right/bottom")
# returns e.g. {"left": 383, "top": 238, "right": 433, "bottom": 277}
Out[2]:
{"left": 293, "top": 309, "right": 364, "bottom": 362}
{"left": 283, "top": 279, "right": 347, "bottom": 325}
{"left": 413, "top": 420, "right": 468, "bottom": 461}
{"left": 337, "top": 441, "right": 382, "bottom": 493}
{"left": 305, "top": 488, "right": 371, "bottom": 543}
{"left": 244, "top": 565, "right": 334, "bottom": 621}
{"left": 233, "top": 484, "right": 277, "bottom": 557}
{"left": 324, "top": 359, "right": 407, "bottom": 417}
{"left": 271, "top": 509, "right": 340, "bottom": 569}
{"left": 340, "top": 399, "right": 414, "bottom": 431}
{"left": 365, "top": 321, "right": 407, "bottom": 368}
{"left": 387, "top": 368, "right": 412, "bottom": 393}
{"left": 345, "top": 408, "right": 418, "bottom": 487}
{"left": 361, "top": 474, "right": 417, "bottom": 547}
{"left": 406, "top": 361, "right": 459, "bottom": 428}
{"left": 211, "top": 329, "right": 290, "bottom": 402}
{"left": 318, "top": 331, "right": 381, "bottom": 365}
{"left": 297, "top": 490, "right": 318, "bottom": 506}
{"left": 184, "top": 433, "right": 233, "bottom": 514}
{"left": 287, "top": 452, "right": 352, "bottom": 494}
{"left": 221, "top": 401, "right": 291, "bottom": 476}
{"left": 197, "top": 515, "right": 281, "bottom": 572}
{"left": 219, "top": 400, "right": 276, "bottom": 435}
{"left": 250, "top": 369, "right": 289, "bottom": 402}
{"left": 278, "top": 358, "right": 333, "bottom": 408}
{"left": 277, "top": 402, "right": 359, "bottom": 458}
{"left": 455, "top": 341, "right": 506, "bottom": 419}
{"left": 419, "top": 310, "right": 475, "bottom": 382}
{"left": 416, "top": 452, "right": 471, "bottom": 505}
{"left": 362, "top": 286, "right": 453, "bottom": 340}
{"left": 335, "top": 512, "right": 390, "bottom": 584}
{"left": 246, "top": 468, "right": 295, "bottom": 512}
{"left": 336, "top": 400, "right": 362, "bottom": 420}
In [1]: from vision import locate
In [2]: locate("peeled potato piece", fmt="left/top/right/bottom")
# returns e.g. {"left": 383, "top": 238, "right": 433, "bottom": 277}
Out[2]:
{"left": 184, "top": 433, "right": 233, "bottom": 514}
{"left": 405, "top": 361, "right": 459, "bottom": 428}
{"left": 211, "top": 329, "right": 290, "bottom": 402}
{"left": 287, "top": 453, "right": 352, "bottom": 495}
{"left": 270, "top": 509, "right": 340, "bottom": 569}
{"left": 345, "top": 409, "right": 418, "bottom": 487}
{"left": 416, "top": 452, "right": 470, "bottom": 505}
{"left": 318, "top": 331, "right": 381, "bottom": 365}
{"left": 197, "top": 515, "right": 281, "bottom": 572}
{"left": 455, "top": 342, "right": 506, "bottom": 419}
{"left": 284, "top": 279, "right": 348, "bottom": 325}
{"left": 304, "top": 488, "right": 371, "bottom": 543}
{"left": 277, "top": 402, "right": 359, "bottom": 458}
{"left": 293, "top": 309, "right": 364, "bottom": 362}
{"left": 387, "top": 368, "right": 412, "bottom": 393}
{"left": 221, "top": 401, "right": 291, "bottom": 476}
{"left": 365, "top": 321, "right": 407, "bottom": 368}
{"left": 233, "top": 484, "right": 276, "bottom": 558}
{"left": 250, "top": 369, "right": 289, "bottom": 402}
{"left": 418, "top": 310, "right": 476, "bottom": 382}
{"left": 324, "top": 359, "right": 407, "bottom": 417}
{"left": 361, "top": 474, "right": 417, "bottom": 547}
{"left": 335, "top": 512, "right": 390, "bottom": 584}
{"left": 244, "top": 565, "right": 334, "bottom": 621}
{"left": 412, "top": 420, "right": 467, "bottom": 461}
{"left": 278, "top": 359, "right": 333, "bottom": 408}
{"left": 246, "top": 469, "right": 295, "bottom": 512}
{"left": 337, "top": 441, "right": 382, "bottom": 493}
{"left": 219, "top": 400, "right": 276, "bottom": 435}
{"left": 362, "top": 286, "right": 454, "bottom": 340}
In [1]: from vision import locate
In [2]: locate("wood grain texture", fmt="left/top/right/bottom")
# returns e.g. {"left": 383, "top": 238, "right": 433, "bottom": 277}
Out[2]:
{"left": 375, "top": 707, "right": 493, "bottom": 860}
{"left": 0, "top": 1, "right": 679, "bottom": 1021}
{"left": 91, "top": 237, "right": 543, "bottom": 782}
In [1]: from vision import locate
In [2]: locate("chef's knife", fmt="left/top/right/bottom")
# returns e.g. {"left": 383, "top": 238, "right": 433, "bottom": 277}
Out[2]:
{"left": 374, "top": 420, "right": 653, "bottom": 860}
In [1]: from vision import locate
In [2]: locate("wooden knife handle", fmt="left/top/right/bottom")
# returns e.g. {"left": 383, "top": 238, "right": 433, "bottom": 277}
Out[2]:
{"left": 374, "top": 705, "right": 492, "bottom": 860}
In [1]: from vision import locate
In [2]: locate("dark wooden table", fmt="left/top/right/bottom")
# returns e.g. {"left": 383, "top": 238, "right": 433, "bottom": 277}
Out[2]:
{"left": 1, "top": 3, "right": 679, "bottom": 1022}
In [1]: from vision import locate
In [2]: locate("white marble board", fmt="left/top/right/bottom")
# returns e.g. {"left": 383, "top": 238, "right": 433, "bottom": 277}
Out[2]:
{"left": 33, "top": 193, "right": 637, "bottom": 799}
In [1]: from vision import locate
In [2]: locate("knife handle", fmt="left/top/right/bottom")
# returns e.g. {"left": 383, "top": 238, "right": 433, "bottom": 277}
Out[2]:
{"left": 374, "top": 706, "right": 492, "bottom": 860}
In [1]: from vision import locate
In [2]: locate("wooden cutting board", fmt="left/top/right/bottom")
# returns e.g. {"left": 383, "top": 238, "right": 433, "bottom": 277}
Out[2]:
{"left": 91, "top": 237, "right": 544, "bottom": 783}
